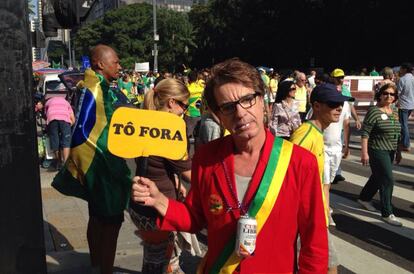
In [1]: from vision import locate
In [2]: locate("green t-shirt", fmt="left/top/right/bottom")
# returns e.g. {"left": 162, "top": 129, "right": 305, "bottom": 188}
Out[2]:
{"left": 118, "top": 79, "right": 133, "bottom": 94}
{"left": 341, "top": 85, "right": 352, "bottom": 97}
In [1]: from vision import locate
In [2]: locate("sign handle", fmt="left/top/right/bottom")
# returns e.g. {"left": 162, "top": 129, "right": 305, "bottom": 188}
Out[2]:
{"left": 130, "top": 157, "right": 157, "bottom": 217}
{"left": 136, "top": 156, "right": 148, "bottom": 177}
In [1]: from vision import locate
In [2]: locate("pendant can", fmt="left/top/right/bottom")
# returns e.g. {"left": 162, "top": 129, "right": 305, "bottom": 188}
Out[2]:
{"left": 235, "top": 214, "right": 257, "bottom": 256}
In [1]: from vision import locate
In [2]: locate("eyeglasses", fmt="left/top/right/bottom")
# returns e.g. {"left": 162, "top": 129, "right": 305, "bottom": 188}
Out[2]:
{"left": 289, "top": 87, "right": 296, "bottom": 91}
{"left": 175, "top": 100, "right": 189, "bottom": 111}
{"left": 382, "top": 92, "right": 396, "bottom": 97}
{"left": 218, "top": 92, "right": 261, "bottom": 115}
{"left": 325, "top": 101, "right": 344, "bottom": 109}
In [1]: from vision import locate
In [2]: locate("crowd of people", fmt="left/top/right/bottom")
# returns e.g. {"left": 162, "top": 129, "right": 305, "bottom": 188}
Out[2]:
{"left": 42, "top": 44, "right": 413, "bottom": 274}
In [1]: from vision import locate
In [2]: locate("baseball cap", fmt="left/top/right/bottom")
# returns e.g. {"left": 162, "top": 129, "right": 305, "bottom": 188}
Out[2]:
{"left": 310, "top": 83, "right": 354, "bottom": 103}
{"left": 331, "top": 68, "right": 345, "bottom": 78}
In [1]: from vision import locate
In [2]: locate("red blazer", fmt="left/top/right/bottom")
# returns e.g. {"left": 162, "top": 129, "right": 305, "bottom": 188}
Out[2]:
{"left": 159, "top": 129, "right": 328, "bottom": 274}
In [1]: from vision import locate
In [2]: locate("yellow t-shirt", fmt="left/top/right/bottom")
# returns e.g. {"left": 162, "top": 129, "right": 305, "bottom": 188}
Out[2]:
{"left": 295, "top": 85, "right": 307, "bottom": 113}
{"left": 290, "top": 120, "right": 328, "bottom": 225}
{"left": 290, "top": 121, "right": 324, "bottom": 181}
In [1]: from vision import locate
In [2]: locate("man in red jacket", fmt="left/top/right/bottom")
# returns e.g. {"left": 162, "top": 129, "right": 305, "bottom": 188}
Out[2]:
{"left": 132, "top": 59, "right": 328, "bottom": 274}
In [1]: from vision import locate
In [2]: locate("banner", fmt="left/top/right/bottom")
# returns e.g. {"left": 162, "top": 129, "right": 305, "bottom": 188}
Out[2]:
{"left": 135, "top": 62, "right": 150, "bottom": 72}
{"left": 108, "top": 108, "right": 187, "bottom": 159}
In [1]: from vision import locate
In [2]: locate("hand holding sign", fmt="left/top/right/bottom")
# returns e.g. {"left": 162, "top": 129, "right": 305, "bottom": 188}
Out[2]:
{"left": 108, "top": 107, "right": 187, "bottom": 160}
{"left": 131, "top": 176, "right": 169, "bottom": 216}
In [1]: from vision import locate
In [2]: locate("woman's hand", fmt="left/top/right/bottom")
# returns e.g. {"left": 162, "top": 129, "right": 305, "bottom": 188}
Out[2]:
{"left": 395, "top": 151, "right": 402, "bottom": 164}
{"left": 131, "top": 176, "right": 169, "bottom": 216}
{"left": 342, "top": 146, "right": 350, "bottom": 159}
{"left": 361, "top": 152, "right": 369, "bottom": 166}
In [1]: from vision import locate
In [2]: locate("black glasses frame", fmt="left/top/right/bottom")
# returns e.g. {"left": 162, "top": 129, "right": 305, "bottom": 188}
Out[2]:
{"left": 218, "top": 92, "right": 261, "bottom": 115}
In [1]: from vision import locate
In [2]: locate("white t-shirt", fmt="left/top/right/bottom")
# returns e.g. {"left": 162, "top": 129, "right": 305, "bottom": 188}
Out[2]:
{"left": 323, "top": 102, "right": 351, "bottom": 151}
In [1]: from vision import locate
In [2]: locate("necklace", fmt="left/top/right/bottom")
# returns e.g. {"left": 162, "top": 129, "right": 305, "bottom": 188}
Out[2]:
{"left": 221, "top": 160, "right": 249, "bottom": 215}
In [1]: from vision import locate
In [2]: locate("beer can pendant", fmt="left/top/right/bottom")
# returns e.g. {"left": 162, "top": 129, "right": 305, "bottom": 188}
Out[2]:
{"left": 235, "top": 213, "right": 257, "bottom": 256}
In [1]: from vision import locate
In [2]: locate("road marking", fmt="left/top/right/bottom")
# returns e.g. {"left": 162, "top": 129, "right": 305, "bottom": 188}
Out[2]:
{"left": 339, "top": 170, "right": 414, "bottom": 202}
{"left": 332, "top": 233, "right": 413, "bottom": 274}
{"left": 344, "top": 153, "right": 414, "bottom": 180}
{"left": 331, "top": 193, "right": 414, "bottom": 240}
{"left": 348, "top": 142, "right": 414, "bottom": 161}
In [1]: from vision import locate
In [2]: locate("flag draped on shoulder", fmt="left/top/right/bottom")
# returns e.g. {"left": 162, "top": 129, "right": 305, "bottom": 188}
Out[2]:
{"left": 52, "top": 69, "right": 131, "bottom": 216}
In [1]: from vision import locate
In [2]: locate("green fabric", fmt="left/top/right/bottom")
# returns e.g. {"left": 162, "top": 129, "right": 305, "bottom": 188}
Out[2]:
{"left": 361, "top": 107, "right": 401, "bottom": 151}
{"left": 186, "top": 82, "right": 203, "bottom": 117}
{"left": 341, "top": 85, "right": 352, "bottom": 97}
{"left": 360, "top": 148, "right": 395, "bottom": 217}
{"left": 52, "top": 71, "right": 131, "bottom": 217}
{"left": 209, "top": 138, "right": 283, "bottom": 273}
{"left": 370, "top": 70, "right": 380, "bottom": 76}
{"left": 118, "top": 79, "right": 133, "bottom": 94}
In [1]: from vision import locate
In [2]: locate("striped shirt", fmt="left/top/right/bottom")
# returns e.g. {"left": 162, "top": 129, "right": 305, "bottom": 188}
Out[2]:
{"left": 361, "top": 106, "right": 401, "bottom": 151}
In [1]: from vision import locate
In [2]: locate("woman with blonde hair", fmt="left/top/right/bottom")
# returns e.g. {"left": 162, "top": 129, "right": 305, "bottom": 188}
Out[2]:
{"left": 130, "top": 78, "right": 200, "bottom": 274}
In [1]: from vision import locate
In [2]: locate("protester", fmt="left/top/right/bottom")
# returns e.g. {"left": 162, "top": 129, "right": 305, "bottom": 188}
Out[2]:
{"left": 268, "top": 80, "right": 301, "bottom": 138}
{"left": 268, "top": 70, "right": 279, "bottom": 112}
{"left": 397, "top": 62, "right": 414, "bottom": 152}
{"left": 131, "top": 58, "right": 328, "bottom": 273}
{"left": 184, "top": 71, "right": 204, "bottom": 147}
{"left": 294, "top": 71, "right": 309, "bottom": 121}
{"left": 118, "top": 73, "right": 133, "bottom": 97}
{"left": 370, "top": 66, "right": 380, "bottom": 76}
{"left": 331, "top": 68, "right": 361, "bottom": 183}
{"left": 44, "top": 96, "right": 75, "bottom": 170}
{"left": 52, "top": 45, "right": 132, "bottom": 274}
{"left": 322, "top": 96, "right": 352, "bottom": 226}
{"left": 196, "top": 110, "right": 223, "bottom": 147}
{"left": 358, "top": 83, "right": 403, "bottom": 227}
{"left": 290, "top": 83, "right": 354, "bottom": 274}
{"left": 130, "top": 78, "right": 200, "bottom": 274}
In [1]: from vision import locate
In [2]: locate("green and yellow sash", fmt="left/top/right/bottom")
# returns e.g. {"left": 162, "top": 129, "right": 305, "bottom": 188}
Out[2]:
{"left": 199, "top": 138, "right": 293, "bottom": 274}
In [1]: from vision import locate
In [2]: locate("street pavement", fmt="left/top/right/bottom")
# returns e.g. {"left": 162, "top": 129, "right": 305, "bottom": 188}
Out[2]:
{"left": 40, "top": 120, "right": 414, "bottom": 274}
{"left": 41, "top": 161, "right": 205, "bottom": 274}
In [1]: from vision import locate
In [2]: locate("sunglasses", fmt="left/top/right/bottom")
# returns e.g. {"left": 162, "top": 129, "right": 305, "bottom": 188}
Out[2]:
{"left": 325, "top": 101, "right": 344, "bottom": 109}
{"left": 289, "top": 87, "right": 297, "bottom": 91}
{"left": 175, "top": 100, "right": 189, "bottom": 111}
{"left": 382, "top": 92, "right": 396, "bottom": 97}
{"left": 218, "top": 92, "right": 261, "bottom": 115}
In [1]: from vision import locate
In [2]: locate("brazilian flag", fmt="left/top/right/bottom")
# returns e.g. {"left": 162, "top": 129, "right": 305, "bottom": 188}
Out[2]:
{"left": 52, "top": 69, "right": 131, "bottom": 216}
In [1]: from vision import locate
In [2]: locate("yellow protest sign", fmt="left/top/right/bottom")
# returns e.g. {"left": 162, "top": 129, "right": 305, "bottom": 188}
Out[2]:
{"left": 108, "top": 107, "right": 187, "bottom": 159}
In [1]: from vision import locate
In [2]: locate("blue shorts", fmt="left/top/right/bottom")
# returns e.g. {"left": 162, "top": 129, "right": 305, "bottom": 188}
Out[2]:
{"left": 48, "top": 120, "right": 71, "bottom": 151}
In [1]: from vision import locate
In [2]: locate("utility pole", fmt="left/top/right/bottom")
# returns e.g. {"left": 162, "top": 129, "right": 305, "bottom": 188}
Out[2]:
{"left": 153, "top": 0, "right": 158, "bottom": 73}
{"left": 67, "top": 29, "right": 72, "bottom": 68}
{"left": 0, "top": 0, "right": 46, "bottom": 273}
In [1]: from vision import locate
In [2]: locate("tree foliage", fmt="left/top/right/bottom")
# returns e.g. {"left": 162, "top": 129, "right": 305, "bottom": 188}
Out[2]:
{"left": 73, "top": 3, "right": 195, "bottom": 71}
{"left": 189, "top": 0, "right": 414, "bottom": 71}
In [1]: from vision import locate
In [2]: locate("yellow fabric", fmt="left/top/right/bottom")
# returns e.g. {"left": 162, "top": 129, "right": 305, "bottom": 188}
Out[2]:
{"left": 67, "top": 69, "right": 107, "bottom": 183}
{"left": 269, "top": 78, "right": 278, "bottom": 92}
{"left": 295, "top": 85, "right": 307, "bottom": 113}
{"left": 290, "top": 121, "right": 324, "bottom": 178}
{"left": 220, "top": 140, "right": 294, "bottom": 274}
{"left": 290, "top": 121, "right": 328, "bottom": 225}
{"left": 187, "top": 82, "right": 204, "bottom": 97}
